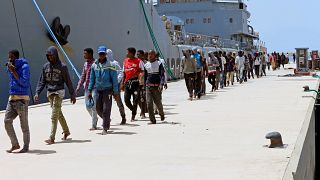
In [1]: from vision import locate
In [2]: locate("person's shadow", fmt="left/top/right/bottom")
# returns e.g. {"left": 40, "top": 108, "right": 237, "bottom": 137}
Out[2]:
{"left": 14, "top": 149, "right": 57, "bottom": 155}
{"left": 54, "top": 139, "right": 92, "bottom": 144}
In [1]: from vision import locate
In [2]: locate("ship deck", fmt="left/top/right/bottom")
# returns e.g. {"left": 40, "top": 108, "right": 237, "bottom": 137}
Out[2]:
{"left": 0, "top": 64, "right": 317, "bottom": 180}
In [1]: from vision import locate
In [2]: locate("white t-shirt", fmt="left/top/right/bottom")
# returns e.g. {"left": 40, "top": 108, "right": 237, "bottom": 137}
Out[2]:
{"left": 221, "top": 56, "right": 226, "bottom": 71}
{"left": 254, "top": 57, "right": 261, "bottom": 66}
{"left": 236, "top": 56, "right": 245, "bottom": 68}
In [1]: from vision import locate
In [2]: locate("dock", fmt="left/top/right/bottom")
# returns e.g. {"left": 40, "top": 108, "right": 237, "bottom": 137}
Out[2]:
{"left": 0, "top": 64, "right": 317, "bottom": 180}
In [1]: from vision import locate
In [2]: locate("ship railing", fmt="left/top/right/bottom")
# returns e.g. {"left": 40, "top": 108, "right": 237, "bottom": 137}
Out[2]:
{"left": 168, "top": 30, "right": 255, "bottom": 51}
{"left": 168, "top": 30, "right": 222, "bottom": 47}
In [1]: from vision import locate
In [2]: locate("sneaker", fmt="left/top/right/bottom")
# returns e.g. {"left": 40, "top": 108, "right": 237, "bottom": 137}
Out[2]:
{"left": 148, "top": 121, "right": 156, "bottom": 125}
{"left": 120, "top": 118, "right": 126, "bottom": 125}
{"left": 18, "top": 146, "right": 29, "bottom": 153}
{"left": 6, "top": 145, "right": 20, "bottom": 153}
{"left": 131, "top": 115, "right": 136, "bottom": 122}
{"left": 89, "top": 127, "right": 98, "bottom": 131}
{"left": 62, "top": 132, "right": 71, "bottom": 140}
{"left": 101, "top": 129, "right": 108, "bottom": 135}
{"left": 45, "top": 139, "right": 55, "bottom": 145}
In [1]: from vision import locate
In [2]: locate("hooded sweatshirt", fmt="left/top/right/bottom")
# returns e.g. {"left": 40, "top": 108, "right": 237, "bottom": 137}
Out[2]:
{"left": 106, "top": 49, "right": 123, "bottom": 83}
{"left": 35, "top": 46, "right": 75, "bottom": 98}
{"left": 181, "top": 52, "right": 197, "bottom": 74}
{"left": 7, "top": 58, "right": 30, "bottom": 96}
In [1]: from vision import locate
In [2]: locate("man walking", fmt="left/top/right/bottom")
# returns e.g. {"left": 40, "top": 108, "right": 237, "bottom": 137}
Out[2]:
{"left": 144, "top": 50, "right": 165, "bottom": 124}
{"left": 107, "top": 49, "right": 127, "bottom": 125}
{"left": 193, "top": 49, "right": 204, "bottom": 99}
{"left": 226, "top": 52, "right": 235, "bottom": 86}
{"left": 181, "top": 49, "right": 197, "bottom": 100}
{"left": 235, "top": 51, "right": 245, "bottom": 84}
{"left": 261, "top": 52, "right": 267, "bottom": 76}
{"left": 76, "top": 48, "right": 99, "bottom": 130}
{"left": 121, "top": 47, "right": 144, "bottom": 121}
{"left": 4, "top": 50, "right": 30, "bottom": 153}
{"left": 137, "top": 50, "right": 147, "bottom": 119}
{"left": 88, "top": 46, "right": 119, "bottom": 134}
{"left": 35, "top": 46, "right": 76, "bottom": 145}
{"left": 219, "top": 51, "right": 226, "bottom": 89}
{"left": 214, "top": 51, "right": 222, "bottom": 90}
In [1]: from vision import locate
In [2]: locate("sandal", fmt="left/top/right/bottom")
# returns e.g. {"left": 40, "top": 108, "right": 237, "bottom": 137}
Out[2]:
{"left": 62, "top": 132, "right": 71, "bottom": 140}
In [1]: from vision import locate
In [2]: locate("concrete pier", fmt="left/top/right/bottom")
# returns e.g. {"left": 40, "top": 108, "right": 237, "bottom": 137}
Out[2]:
{"left": 0, "top": 64, "right": 317, "bottom": 180}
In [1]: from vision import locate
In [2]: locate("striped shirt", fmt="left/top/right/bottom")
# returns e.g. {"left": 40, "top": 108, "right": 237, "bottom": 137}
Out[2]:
{"left": 77, "top": 59, "right": 95, "bottom": 91}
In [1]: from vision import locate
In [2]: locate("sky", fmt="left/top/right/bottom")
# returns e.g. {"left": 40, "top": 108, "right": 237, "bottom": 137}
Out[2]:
{"left": 246, "top": 0, "right": 320, "bottom": 52}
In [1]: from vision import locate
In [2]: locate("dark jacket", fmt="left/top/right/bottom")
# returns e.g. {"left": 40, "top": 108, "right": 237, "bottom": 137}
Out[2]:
{"left": 7, "top": 58, "right": 30, "bottom": 96}
{"left": 226, "top": 57, "right": 235, "bottom": 72}
{"left": 35, "top": 46, "right": 75, "bottom": 97}
{"left": 144, "top": 60, "right": 165, "bottom": 86}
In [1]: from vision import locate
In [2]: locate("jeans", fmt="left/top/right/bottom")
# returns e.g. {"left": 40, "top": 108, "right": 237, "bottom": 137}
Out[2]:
{"left": 220, "top": 70, "right": 224, "bottom": 88}
{"left": 48, "top": 95, "right": 70, "bottom": 141}
{"left": 208, "top": 74, "right": 216, "bottom": 90}
{"left": 215, "top": 70, "right": 221, "bottom": 90}
{"left": 195, "top": 71, "right": 202, "bottom": 97}
{"left": 254, "top": 65, "right": 260, "bottom": 78}
{"left": 248, "top": 68, "right": 254, "bottom": 79}
{"left": 239, "top": 66, "right": 244, "bottom": 82}
{"left": 114, "top": 83, "right": 126, "bottom": 119}
{"left": 146, "top": 86, "right": 164, "bottom": 123}
{"left": 4, "top": 100, "right": 30, "bottom": 147}
{"left": 85, "top": 90, "right": 98, "bottom": 128}
{"left": 138, "top": 85, "right": 147, "bottom": 116}
{"left": 124, "top": 79, "right": 140, "bottom": 118}
{"left": 96, "top": 89, "right": 113, "bottom": 130}
{"left": 261, "top": 65, "right": 267, "bottom": 76}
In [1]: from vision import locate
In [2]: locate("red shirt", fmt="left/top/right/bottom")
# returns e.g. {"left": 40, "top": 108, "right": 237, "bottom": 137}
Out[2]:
{"left": 123, "top": 57, "right": 144, "bottom": 82}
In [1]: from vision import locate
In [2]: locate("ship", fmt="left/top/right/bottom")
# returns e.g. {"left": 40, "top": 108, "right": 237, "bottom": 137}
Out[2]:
{"left": 0, "top": 0, "right": 264, "bottom": 110}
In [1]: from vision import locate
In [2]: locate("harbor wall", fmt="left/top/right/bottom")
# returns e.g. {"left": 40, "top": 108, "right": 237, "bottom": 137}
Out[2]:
{"left": 282, "top": 81, "right": 319, "bottom": 180}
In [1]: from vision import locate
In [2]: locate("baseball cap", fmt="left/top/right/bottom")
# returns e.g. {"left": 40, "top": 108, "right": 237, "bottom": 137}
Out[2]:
{"left": 98, "top": 46, "right": 107, "bottom": 54}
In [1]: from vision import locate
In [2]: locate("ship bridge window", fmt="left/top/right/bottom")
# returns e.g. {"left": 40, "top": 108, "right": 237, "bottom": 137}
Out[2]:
{"left": 203, "top": 17, "right": 212, "bottom": 24}
{"left": 186, "top": 18, "right": 194, "bottom": 24}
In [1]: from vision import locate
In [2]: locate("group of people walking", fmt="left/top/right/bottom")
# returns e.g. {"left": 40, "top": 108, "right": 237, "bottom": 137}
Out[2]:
{"left": 3, "top": 45, "right": 291, "bottom": 153}
{"left": 268, "top": 52, "right": 291, "bottom": 70}
{"left": 181, "top": 49, "right": 273, "bottom": 100}
{"left": 4, "top": 46, "right": 167, "bottom": 153}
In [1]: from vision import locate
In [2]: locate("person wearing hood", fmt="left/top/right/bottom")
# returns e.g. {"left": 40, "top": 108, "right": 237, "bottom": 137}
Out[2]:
{"left": 88, "top": 46, "right": 119, "bottom": 135}
{"left": 34, "top": 46, "right": 76, "bottom": 144}
{"left": 181, "top": 49, "right": 197, "bottom": 100}
{"left": 4, "top": 50, "right": 30, "bottom": 153}
{"left": 106, "top": 48, "right": 127, "bottom": 125}
{"left": 76, "top": 48, "right": 98, "bottom": 130}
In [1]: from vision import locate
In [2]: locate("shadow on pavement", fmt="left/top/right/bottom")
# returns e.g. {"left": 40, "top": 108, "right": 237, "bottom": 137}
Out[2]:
{"left": 96, "top": 131, "right": 137, "bottom": 135}
{"left": 55, "top": 139, "right": 92, "bottom": 144}
{"left": 27, "top": 149, "right": 57, "bottom": 155}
